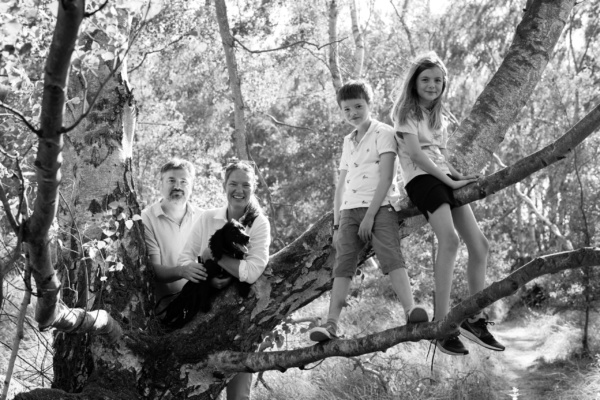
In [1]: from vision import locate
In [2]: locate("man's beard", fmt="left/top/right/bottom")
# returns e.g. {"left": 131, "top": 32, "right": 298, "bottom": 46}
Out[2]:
{"left": 168, "top": 190, "right": 186, "bottom": 203}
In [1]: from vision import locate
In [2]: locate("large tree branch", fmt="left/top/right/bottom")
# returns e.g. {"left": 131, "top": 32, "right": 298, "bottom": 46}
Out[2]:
{"left": 209, "top": 247, "right": 600, "bottom": 373}
{"left": 449, "top": 0, "right": 576, "bottom": 172}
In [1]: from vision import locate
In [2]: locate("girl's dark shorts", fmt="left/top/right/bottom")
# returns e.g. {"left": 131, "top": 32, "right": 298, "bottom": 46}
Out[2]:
{"left": 405, "top": 174, "right": 459, "bottom": 220}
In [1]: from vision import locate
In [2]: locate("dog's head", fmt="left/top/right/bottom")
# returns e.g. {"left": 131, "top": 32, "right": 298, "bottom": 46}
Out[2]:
{"left": 209, "top": 220, "right": 250, "bottom": 261}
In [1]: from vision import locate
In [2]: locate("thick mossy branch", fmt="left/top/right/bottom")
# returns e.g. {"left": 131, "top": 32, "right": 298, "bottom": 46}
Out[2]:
{"left": 208, "top": 247, "right": 600, "bottom": 373}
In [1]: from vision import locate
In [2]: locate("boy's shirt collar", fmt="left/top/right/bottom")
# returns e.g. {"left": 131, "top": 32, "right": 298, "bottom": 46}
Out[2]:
{"left": 350, "top": 118, "right": 376, "bottom": 144}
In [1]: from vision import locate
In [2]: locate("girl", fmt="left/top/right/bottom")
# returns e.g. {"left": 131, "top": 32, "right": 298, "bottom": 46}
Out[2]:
{"left": 391, "top": 52, "right": 504, "bottom": 356}
{"left": 178, "top": 159, "right": 271, "bottom": 400}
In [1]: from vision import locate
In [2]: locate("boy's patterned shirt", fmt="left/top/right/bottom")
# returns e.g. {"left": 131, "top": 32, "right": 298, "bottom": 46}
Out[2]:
{"left": 339, "top": 119, "right": 401, "bottom": 211}
{"left": 394, "top": 108, "right": 451, "bottom": 186}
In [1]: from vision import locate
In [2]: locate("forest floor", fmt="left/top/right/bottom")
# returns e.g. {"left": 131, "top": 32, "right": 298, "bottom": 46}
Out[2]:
{"left": 493, "top": 320, "right": 563, "bottom": 399}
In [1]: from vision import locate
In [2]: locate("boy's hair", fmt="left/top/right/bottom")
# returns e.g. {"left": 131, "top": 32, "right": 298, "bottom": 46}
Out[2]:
{"left": 223, "top": 159, "right": 264, "bottom": 227}
{"left": 160, "top": 158, "right": 195, "bottom": 179}
{"left": 336, "top": 80, "right": 374, "bottom": 106}
{"left": 391, "top": 52, "right": 453, "bottom": 130}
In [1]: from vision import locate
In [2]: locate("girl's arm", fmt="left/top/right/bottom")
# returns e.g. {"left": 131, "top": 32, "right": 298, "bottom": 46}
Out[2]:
{"left": 404, "top": 134, "right": 476, "bottom": 189}
{"left": 358, "top": 152, "right": 395, "bottom": 242}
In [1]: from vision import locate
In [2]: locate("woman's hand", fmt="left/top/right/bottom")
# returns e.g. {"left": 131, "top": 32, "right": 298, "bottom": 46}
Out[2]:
{"left": 210, "top": 276, "right": 232, "bottom": 289}
{"left": 178, "top": 262, "right": 207, "bottom": 283}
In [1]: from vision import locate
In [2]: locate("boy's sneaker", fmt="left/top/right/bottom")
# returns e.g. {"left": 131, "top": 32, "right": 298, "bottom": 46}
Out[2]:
{"left": 308, "top": 322, "right": 338, "bottom": 342}
{"left": 436, "top": 335, "right": 469, "bottom": 356}
{"left": 406, "top": 305, "right": 428, "bottom": 324}
{"left": 460, "top": 318, "right": 505, "bottom": 351}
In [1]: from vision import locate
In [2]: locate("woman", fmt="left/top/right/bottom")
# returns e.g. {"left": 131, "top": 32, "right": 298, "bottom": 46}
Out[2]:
{"left": 177, "top": 159, "right": 270, "bottom": 400}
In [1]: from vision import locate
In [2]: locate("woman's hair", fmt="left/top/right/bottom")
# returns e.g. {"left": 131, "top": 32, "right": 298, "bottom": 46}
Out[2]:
{"left": 391, "top": 52, "right": 451, "bottom": 130}
{"left": 223, "top": 159, "right": 264, "bottom": 228}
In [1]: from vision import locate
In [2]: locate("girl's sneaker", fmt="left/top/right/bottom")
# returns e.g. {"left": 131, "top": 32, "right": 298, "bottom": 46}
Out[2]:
{"left": 308, "top": 322, "right": 338, "bottom": 342}
{"left": 459, "top": 318, "right": 505, "bottom": 351}
{"left": 436, "top": 335, "right": 469, "bottom": 356}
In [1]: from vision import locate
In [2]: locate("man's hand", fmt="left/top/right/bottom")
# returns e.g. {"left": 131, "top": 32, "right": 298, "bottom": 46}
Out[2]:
{"left": 332, "top": 229, "right": 340, "bottom": 246}
{"left": 179, "top": 262, "right": 207, "bottom": 283}
{"left": 210, "top": 276, "right": 232, "bottom": 289}
{"left": 358, "top": 214, "right": 375, "bottom": 242}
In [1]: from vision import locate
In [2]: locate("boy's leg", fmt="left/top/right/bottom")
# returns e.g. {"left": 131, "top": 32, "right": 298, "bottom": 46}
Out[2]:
{"left": 371, "top": 206, "right": 427, "bottom": 324}
{"left": 451, "top": 205, "right": 504, "bottom": 351}
{"left": 427, "top": 204, "right": 460, "bottom": 321}
{"left": 309, "top": 209, "right": 361, "bottom": 342}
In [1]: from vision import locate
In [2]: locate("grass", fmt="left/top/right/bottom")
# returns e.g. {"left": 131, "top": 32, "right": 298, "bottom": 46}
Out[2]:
{"left": 0, "top": 273, "right": 54, "bottom": 396}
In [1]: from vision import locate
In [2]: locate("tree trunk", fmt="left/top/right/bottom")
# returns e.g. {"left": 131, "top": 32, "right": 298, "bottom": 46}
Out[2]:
{"left": 327, "top": 0, "right": 343, "bottom": 92}
{"left": 449, "top": 0, "right": 575, "bottom": 173}
{"left": 214, "top": 0, "right": 250, "bottom": 160}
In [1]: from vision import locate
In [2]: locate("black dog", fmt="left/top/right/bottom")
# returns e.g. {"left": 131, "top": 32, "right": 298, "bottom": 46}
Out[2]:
{"left": 159, "top": 220, "right": 252, "bottom": 329}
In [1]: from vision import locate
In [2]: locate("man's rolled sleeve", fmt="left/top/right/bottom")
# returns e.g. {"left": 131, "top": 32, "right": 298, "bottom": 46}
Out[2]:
{"left": 377, "top": 127, "right": 398, "bottom": 156}
{"left": 141, "top": 211, "right": 160, "bottom": 259}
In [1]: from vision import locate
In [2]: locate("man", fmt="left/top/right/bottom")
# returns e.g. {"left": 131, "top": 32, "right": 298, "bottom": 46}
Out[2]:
{"left": 141, "top": 158, "right": 204, "bottom": 313}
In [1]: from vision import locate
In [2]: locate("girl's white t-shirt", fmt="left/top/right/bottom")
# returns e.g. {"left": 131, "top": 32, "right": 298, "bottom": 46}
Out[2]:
{"left": 394, "top": 108, "right": 451, "bottom": 186}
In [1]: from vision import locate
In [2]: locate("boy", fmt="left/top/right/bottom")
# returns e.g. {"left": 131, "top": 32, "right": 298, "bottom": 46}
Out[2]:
{"left": 308, "top": 81, "right": 427, "bottom": 342}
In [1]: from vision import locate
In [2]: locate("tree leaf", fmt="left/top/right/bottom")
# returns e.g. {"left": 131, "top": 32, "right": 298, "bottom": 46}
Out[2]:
{"left": 125, "top": 220, "right": 134, "bottom": 229}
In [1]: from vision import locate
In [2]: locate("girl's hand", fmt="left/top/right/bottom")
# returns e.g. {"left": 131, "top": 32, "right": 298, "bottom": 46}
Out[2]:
{"left": 358, "top": 214, "right": 375, "bottom": 242}
{"left": 446, "top": 178, "right": 477, "bottom": 190}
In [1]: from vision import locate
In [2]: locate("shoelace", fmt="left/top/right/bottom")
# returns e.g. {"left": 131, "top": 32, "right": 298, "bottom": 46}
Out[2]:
{"left": 426, "top": 339, "right": 437, "bottom": 373}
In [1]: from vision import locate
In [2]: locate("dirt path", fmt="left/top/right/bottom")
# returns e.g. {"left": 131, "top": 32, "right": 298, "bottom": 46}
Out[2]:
{"left": 492, "top": 322, "right": 562, "bottom": 399}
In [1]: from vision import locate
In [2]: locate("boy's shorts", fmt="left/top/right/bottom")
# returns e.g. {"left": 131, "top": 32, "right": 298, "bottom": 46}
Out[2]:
{"left": 334, "top": 205, "right": 405, "bottom": 278}
{"left": 405, "top": 174, "right": 459, "bottom": 220}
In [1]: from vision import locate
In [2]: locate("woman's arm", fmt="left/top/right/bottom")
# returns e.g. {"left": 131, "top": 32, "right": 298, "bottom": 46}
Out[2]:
{"left": 217, "top": 215, "right": 271, "bottom": 284}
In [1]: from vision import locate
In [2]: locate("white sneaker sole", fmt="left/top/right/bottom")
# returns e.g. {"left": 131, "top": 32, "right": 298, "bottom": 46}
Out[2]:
{"left": 459, "top": 327, "right": 505, "bottom": 351}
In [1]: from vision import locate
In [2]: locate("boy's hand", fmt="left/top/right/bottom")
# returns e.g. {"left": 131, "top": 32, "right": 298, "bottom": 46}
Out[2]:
{"left": 358, "top": 214, "right": 375, "bottom": 242}
{"left": 332, "top": 229, "right": 340, "bottom": 246}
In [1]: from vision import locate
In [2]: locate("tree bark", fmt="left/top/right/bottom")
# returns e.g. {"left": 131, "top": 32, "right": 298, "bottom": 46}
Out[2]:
{"left": 328, "top": 0, "right": 343, "bottom": 91}
{"left": 349, "top": 0, "right": 364, "bottom": 78}
{"left": 214, "top": 0, "right": 250, "bottom": 160}
{"left": 449, "top": 0, "right": 576, "bottom": 173}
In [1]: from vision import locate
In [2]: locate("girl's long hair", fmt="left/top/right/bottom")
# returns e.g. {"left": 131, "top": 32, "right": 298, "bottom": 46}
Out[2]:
{"left": 223, "top": 159, "right": 264, "bottom": 228}
{"left": 391, "top": 52, "right": 453, "bottom": 130}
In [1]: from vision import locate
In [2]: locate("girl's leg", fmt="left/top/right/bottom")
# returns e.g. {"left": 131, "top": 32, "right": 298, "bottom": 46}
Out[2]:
{"left": 451, "top": 204, "right": 489, "bottom": 296}
{"left": 427, "top": 204, "right": 460, "bottom": 321}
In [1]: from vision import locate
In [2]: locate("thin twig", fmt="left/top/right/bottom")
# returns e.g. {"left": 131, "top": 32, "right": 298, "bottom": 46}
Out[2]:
{"left": 0, "top": 184, "right": 19, "bottom": 234}
{"left": 264, "top": 114, "right": 316, "bottom": 134}
{"left": 233, "top": 37, "right": 348, "bottom": 54}
{"left": 84, "top": 0, "right": 109, "bottom": 18}
{"left": 0, "top": 102, "right": 40, "bottom": 134}
{"left": 1, "top": 243, "right": 31, "bottom": 400}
